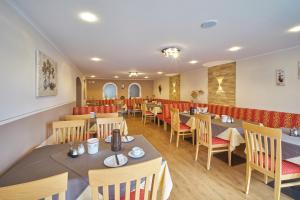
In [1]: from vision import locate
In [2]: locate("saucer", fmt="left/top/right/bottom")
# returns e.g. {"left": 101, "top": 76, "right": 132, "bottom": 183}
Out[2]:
{"left": 128, "top": 150, "right": 145, "bottom": 159}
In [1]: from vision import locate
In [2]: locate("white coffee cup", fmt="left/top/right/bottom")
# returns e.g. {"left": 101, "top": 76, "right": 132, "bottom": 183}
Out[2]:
{"left": 87, "top": 138, "right": 99, "bottom": 154}
{"left": 132, "top": 146, "right": 143, "bottom": 156}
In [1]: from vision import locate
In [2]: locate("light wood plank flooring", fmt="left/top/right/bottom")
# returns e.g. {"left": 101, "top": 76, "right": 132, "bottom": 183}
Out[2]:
{"left": 126, "top": 116, "right": 292, "bottom": 200}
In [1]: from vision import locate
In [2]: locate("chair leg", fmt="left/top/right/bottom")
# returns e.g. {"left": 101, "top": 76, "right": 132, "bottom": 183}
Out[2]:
{"left": 176, "top": 132, "right": 180, "bottom": 148}
{"left": 274, "top": 176, "right": 281, "bottom": 200}
{"left": 228, "top": 148, "right": 232, "bottom": 166}
{"left": 264, "top": 175, "right": 268, "bottom": 184}
{"left": 195, "top": 143, "right": 199, "bottom": 161}
{"left": 245, "top": 164, "right": 252, "bottom": 194}
{"left": 144, "top": 116, "right": 146, "bottom": 125}
{"left": 192, "top": 132, "right": 195, "bottom": 146}
{"left": 157, "top": 119, "right": 160, "bottom": 127}
{"left": 207, "top": 148, "right": 212, "bottom": 170}
{"left": 164, "top": 122, "right": 167, "bottom": 131}
{"left": 170, "top": 129, "right": 173, "bottom": 144}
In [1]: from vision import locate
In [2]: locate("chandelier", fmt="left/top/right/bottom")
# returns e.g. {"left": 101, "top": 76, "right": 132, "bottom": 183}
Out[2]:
{"left": 161, "top": 47, "right": 180, "bottom": 59}
{"left": 129, "top": 72, "right": 139, "bottom": 77}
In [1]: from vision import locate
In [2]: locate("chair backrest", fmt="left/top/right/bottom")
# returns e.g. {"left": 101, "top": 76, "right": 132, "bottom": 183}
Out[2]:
{"left": 64, "top": 114, "right": 91, "bottom": 136}
{"left": 96, "top": 117, "right": 124, "bottom": 139}
{"left": 88, "top": 158, "right": 162, "bottom": 200}
{"left": 96, "top": 112, "right": 119, "bottom": 118}
{"left": 52, "top": 120, "right": 86, "bottom": 144}
{"left": 243, "top": 122, "right": 282, "bottom": 178}
{"left": 0, "top": 172, "right": 68, "bottom": 200}
{"left": 170, "top": 107, "right": 180, "bottom": 131}
{"left": 141, "top": 103, "right": 148, "bottom": 115}
{"left": 195, "top": 114, "right": 212, "bottom": 146}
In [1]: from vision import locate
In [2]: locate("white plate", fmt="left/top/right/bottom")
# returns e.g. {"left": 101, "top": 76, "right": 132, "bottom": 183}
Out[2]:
{"left": 128, "top": 150, "right": 145, "bottom": 159}
{"left": 104, "top": 154, "right": 128, "bottom": 168}
{"left": 105, "top": 136, "right": 135, "bottom": 143}
{"left": 122, "top": 136, "right": 135, "bottom": 143}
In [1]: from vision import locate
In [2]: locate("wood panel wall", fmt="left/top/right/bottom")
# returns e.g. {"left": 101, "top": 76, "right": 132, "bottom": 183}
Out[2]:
{"left": 208, "top": 62, "right": 236, "bottom": 106}
{"left": 169, "top": 75, "right": 180, "bottom": 100}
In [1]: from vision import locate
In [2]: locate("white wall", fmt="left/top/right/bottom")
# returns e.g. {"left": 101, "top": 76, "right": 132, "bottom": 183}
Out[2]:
{"left": 153, "top": 77, "right": 169, "bottom": 99}
{"left": 180, "top": 68, "right": 208, "bottom": 103}
{"left": 236, "top": 46, "right": 300, "bottom": 114}
{"left": 0, "top": 1, "right": 82, "bottom": 124}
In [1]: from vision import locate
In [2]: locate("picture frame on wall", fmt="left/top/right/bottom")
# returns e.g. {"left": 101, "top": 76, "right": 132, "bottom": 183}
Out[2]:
{"left": 36, "top": 50, "right": 58, "bottom": 96}
{"left": 276, "top": 69, "right": 285, "bottom": 86}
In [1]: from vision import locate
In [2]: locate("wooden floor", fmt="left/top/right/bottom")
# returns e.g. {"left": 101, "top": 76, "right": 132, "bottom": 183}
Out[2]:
{"left": 125, "top": 116, "right": 292, "bottom": 200}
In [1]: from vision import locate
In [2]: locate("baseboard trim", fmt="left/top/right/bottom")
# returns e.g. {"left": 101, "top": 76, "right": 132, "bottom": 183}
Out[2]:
{"left": 0, "top": 101, "right": 75, "bottom": 126}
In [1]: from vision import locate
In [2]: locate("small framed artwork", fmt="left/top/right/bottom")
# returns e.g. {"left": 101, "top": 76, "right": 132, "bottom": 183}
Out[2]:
{"left": 121, "top": 84, "right": 125, "bottom": 89}
{"left": 298, "top": 60, "right": 300, "bottom": 80}
{"left": 276, "top": 69, "right": 285, "bottom": 86}
{"left": 36, "top": 50, "right": 58, "bottom": 96}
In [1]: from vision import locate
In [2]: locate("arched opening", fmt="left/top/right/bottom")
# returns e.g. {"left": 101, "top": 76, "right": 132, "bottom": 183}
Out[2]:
{"left": 103, "top": 82, "right": 118, "bottom": 99}
{"left": 76, "top": 77, "right": 82, "bottom": 106}
{"left": 128, "top": 83, "right": 142, "bottom": 98}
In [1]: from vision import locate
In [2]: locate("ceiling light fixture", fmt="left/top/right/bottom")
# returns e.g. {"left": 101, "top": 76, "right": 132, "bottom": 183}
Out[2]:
{"left": 288, "top": 25, "right": 300, "bottom": 33}
{"left": 157, "top": 72, "right": 163, "bottom": 74}
{"left": 161, "top": 47, "right": 180, "bottom": 59}
{"left": 79, "top": 12, "right": 98, "bottom": 23}
{"left": 129, "top": 72, "right": 139, "bottom": 77}
{"left": 228, "top": 46, "right": 242, "bottom": 52}
{"left": 201, "top": 20, "right": 218, "bottom": 29}
{"left": 90, "top": 75, "right": 96, "bottom": 78}
{"left": 189, "top": 60, "right": 198, "bottom": 64}
{"left": 114, "top": 75, "right": 119, "bottom": 79}
{"left": 90, "top": 57, "right": 102, "bottom": 62}
{"left": 144, "top": 76, "right": 149, "bottom": 79}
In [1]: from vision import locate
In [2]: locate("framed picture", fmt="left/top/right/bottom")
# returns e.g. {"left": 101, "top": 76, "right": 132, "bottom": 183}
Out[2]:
{"left": 121, "top": 84, "right": 125, "bottom": 89}
{"left": 36, "top": 50, "right": 58, "bottom": 96}
{"left": 298, "top": 60, "right": 300, "bottom": 80}
{"left": 276, "top": 69, "right": 285, "bottom": 86}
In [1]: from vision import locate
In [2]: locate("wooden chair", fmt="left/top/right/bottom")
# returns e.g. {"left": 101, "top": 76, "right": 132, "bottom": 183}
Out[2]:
{"left": 170, "top": 108, "right": 194, "bottom": 148}
{"left": 0, "top": 172, "right": 68, "bottom": 200}
{"left": 52, "top": 120, "right": 86, "bottom": 144}
{"left": 243, "top": 122, "right": 300, "bottom": 200}
{"left": 130, "top": 103, "right": 142, "bottom": 117}
{"left": 141, "top": 103, "right": 155, "bottom": 125}
{"left": 64, "top": 114, "right": 91, "bottom": 137}
{"left": 96, "top": 117, "right": 124, "bottom": 139}
{"left": 96, "top": 112, "right": 119, "bottom": 118}
{"left": 88, "top": 158, "right": 162, "bottom": 200}
{"left": 194, "top": 114, "right": 231, "bottom": 170}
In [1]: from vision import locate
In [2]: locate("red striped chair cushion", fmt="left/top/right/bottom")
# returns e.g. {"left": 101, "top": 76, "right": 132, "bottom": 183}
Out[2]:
{"left": 212, "top": 137, "right": 229, "bottom": 145}
{"left": 180, "top": 123, "right": 191, "bottom": 131}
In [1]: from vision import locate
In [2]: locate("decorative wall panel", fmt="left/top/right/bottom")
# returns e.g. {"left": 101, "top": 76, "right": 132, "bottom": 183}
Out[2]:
{"left": 169, "top": 75, "right": 180, "bottom": 100}
{"left": 208, "top": 62, "right": 236, "bottom": 106}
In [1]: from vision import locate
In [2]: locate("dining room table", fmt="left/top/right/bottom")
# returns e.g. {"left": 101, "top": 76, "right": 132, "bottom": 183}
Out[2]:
{"left": 0, "top": 135, "right": 173, "bottom": 200}
{"left": 146, "top": 103, "right": 162, "bottom": 116}
{"left": 180, "top": 113, "right": 300, "bottom": 165}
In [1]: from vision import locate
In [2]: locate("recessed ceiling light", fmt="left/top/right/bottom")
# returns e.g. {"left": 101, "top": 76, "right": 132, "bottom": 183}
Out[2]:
{"left": 165, "top": 73, "right": 179, "bottom": 77}
{"left": 228, "top": 46, "right": 242, "bottom": 52}
{"left": 201, "top": 20, "right": 218, "bottom": 29}
{"left": 90, "top": 75, "right": 96, "bottom": 78}
{"left": 114, "top": 75, "right": 119, "bottom": 79}
{"left": 144, "top": 76, "right": 149, "bottom": 79}
{"left": 157, "top": 72, "right": 163, "bottom": 74}
{"left": 288, "top": 25, "right": 300, "bottom": 33}
{"left": 189, "top": 60, "right": 198, "bottom": 64}
{"left": 79, "top": 12, "right": 98, "bottom": 23}
{"left": 90, "top": 57, "right": 102, "bottom": 62}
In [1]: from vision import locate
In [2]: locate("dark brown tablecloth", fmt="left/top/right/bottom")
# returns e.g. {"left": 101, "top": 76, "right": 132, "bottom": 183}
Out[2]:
{"left": 180, "top": 113, "right": 300, "bottom": 160}
{"left": 0, "top": 135, "right": 161, "bottom": 200}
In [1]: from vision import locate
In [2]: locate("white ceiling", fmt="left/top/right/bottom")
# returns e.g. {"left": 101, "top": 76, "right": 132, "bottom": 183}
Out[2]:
{"left": 10, "top": 0, "right": 300, "bottom": 79}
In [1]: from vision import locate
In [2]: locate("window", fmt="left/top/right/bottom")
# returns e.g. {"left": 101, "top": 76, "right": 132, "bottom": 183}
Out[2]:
{"left": 128, "top": 83, "right": 141, "bottom": 98}
{"left": 103, "top": 82, "right": 117, "bottom": 99}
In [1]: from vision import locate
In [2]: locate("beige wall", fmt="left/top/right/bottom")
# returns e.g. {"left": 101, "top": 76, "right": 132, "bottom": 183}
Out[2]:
{"left": 236, "top": 46, "right": 300, "bottom": 113}
{"left": 0, "top": 103, "right": 75, "bottom": 175}
{"left": 180, "top": 68, "right": 208, "bottom": 103}
{"left": 153, "top": 77, "right": 169, "bottom": 99}
{"left": 86, "top": 79, "right": 154, "bottom": 99}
